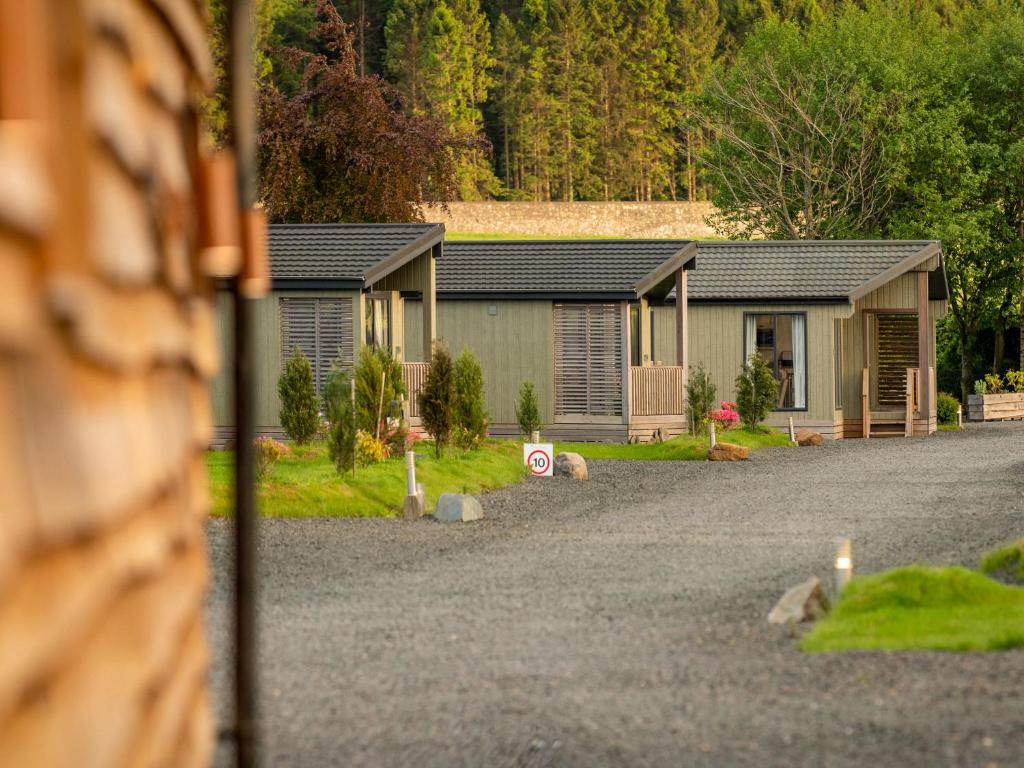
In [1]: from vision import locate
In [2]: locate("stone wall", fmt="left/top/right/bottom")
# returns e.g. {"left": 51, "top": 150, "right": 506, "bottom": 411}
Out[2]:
{"left": 420, "top": 201, "right": 718, "bottom": 238}
{"left": 0, "top": 1, "right": 217, "bottom": 766}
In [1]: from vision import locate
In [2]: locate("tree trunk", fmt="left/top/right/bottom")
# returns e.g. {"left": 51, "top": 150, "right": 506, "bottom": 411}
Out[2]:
{"left": 993, "top": 320, "right": 1005, "bottom": 374}
{"left": 959, "top": 325, "right": 976, "bottom": 403}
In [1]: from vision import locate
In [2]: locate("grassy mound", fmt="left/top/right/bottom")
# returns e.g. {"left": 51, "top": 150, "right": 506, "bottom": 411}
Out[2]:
{"left": 555, "top": 427, "right": 793, "bottom": 461}
{"left": 208, "top": 439, "right": 527, "bottom": 518}
{"left": 981, "top": 539, "right": 1024, "bottom": 584}
{"left": 802, "top": 566, "right": 1024, "bottom": 653}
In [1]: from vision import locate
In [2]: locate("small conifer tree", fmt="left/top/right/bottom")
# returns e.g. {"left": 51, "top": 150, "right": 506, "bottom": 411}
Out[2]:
{"left": 735, "top": 354, "right": 779, "bottom": 431}
{"left": 322, "top": 367, "right": 356, "bottom": 474}
{"left": 515, "top": 381, "right": 542, "bottom": 438}
{"left": 418, "top": 342, "right": 456, "bottom": 457}
{"left": 453, "top": 348, "right": 489, "bottom": 449}
{"left": 278, "top": 347, "right": 319, "bottom": 444}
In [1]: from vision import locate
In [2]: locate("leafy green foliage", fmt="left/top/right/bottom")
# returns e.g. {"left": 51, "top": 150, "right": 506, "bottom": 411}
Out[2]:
{"left": 278, "top": 347, "right": 319, "bottom": 444}
{"left": 353, "top": 345, "right": 406, "bottom": 437}
{"left": 1006, "top": 371, "right": 1024, "bottom": 393}
{"left": 515, "top": 381, "right": 542, "bottom": 438}
{"left": 802, "top": 566, "right": 1024, "bottom": 652}
{"left": 935, "top": 391, "right": 959, "bottom": 425}
{"left": 355, "top": 430, "right": 388, "bottom": 465}
{"left": 453, "top": 348, "right": 489, "bottom": 449}
{"left": 418, "top": 342, "right": 457, "bottom": 457}
{"left": 983, "top": 373, "right": 1005, "bottom": 395}
{"left": 685, "top": 362, "right": 718, "bottom": 436}
{"left": 734, "top": 354, "right": 778, "bottom": 431}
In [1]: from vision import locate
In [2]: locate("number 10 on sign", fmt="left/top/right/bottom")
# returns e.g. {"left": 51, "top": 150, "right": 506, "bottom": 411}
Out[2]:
{"left": 523, "top": 443, "right": 554, "bottom": 477}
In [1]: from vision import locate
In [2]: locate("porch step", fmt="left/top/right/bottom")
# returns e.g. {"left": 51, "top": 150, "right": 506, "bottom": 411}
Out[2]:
{"left": 869, "top": 419, "right": 908, "bottom": 438}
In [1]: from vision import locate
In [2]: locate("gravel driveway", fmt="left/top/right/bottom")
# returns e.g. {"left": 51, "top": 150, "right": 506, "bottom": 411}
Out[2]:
{"left": 207, "top": 423, "right": 1024, "bottom": 767}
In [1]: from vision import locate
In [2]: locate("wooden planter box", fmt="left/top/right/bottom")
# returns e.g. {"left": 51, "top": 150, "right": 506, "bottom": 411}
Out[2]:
{"left": 967, "top": 392, "right": 1024, "bottom": 421}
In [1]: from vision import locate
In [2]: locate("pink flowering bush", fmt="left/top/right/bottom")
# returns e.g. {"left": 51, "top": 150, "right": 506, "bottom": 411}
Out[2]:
{"left": 709, "top": 400, "right": 740, "bottom": 431}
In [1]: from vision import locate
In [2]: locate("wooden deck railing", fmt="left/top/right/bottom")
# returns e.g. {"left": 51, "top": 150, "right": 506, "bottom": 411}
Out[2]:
{"left": 905, "top": 367, "right": 920, "bottom": 437}
{"left": 402, "top": 362, "right": 429, "bottom": 419}
{"left": 630, "top": 365, "right": 686, "bottom": 417}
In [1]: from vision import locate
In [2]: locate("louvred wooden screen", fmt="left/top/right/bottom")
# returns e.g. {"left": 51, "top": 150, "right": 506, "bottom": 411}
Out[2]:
{"left": 554, "top": 303, "right": 623, "bottom": 417}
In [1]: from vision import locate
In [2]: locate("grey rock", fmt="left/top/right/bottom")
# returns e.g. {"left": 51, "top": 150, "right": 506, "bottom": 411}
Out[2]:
{"left": 432, "top": 493, "right": 484, "bottom": 523}
{"left": 554, "top": 452, "right": 589, "bottom": 480}
{"left": 768, "top": 576, "right": 830, "bottom": 624}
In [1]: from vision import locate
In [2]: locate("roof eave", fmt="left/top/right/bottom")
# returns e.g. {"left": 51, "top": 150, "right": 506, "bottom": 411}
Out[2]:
{"left": 847, "top": 241, "right": 943, "bottom": 302}
{"left": 632, "top": 241, "right": 698, "bottom": 298}
{"left": 363, "top": 223, "right": 445, "bottom": 286}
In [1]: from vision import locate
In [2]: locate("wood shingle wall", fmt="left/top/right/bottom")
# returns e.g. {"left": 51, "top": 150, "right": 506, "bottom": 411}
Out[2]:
{"left": 0, "top": 1, "right": 216, "bottom": 765}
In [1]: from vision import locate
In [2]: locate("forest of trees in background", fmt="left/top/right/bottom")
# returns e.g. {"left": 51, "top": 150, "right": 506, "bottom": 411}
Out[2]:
{"left": 213, "top": 0, "right": 863, "bottom": 203}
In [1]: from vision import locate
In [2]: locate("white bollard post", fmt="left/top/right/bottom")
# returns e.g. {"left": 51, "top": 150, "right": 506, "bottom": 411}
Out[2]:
{"left": 834, "top": 538, "right": 853, "bottom": 596}
{"left": 531, "top": 430, "right": 540, "bottom": 443}
{"left": 789, "top": 416, "right": 796, "bottom": 443}
{"left": 708, "top": 421, "right": 716, "bottom": 449}
{"left": 405, "top": 450, "right": 416, "bottom": 496}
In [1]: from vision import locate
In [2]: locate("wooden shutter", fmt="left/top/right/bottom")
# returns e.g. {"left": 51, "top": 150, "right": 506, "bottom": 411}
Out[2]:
{"left": 875, "top": 313, "right": 918, "bottom": 407}
{"left": 280, "top": 297, "right": 354, "bottom": 394}
{"left": 554, "top": 303, "right": 623, "bottom": 417}
{"left": 317, "top": 298, "right": 354, "bottom": 391}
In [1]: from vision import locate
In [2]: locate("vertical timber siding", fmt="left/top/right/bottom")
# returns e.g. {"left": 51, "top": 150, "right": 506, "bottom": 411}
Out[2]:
{"left": 0, "top": 1, "right": 215, "bottom": 765}
{"left": 406, "top": 299, "right": 555, "bottom": 425}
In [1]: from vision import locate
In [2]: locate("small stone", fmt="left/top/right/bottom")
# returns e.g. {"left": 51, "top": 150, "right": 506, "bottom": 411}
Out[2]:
{"left": 796, "top": 429, "right": 823, "bottom": 447}
{"left": 432, "top": 493, "right": 483, "bottom": 522}
{"left": 554, "top": 452, "right": 588, "bottom": 480}
{"left": 768, "top": 576, "right": 830, "bottom": 625}
{"left": 708, "top": 442, "right": 749, "bottom": 461}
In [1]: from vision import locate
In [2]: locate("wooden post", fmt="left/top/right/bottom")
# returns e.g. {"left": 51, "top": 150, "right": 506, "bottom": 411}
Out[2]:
{"left": 905, "top": 368, "right": 914, "bottom": 437}
{"left": 917, "top": 271, "right": 931, "bottom": 428}
{"left": 638, "top": 295, "right": 651, "bottom": 365}
{"left": 675, "top": 269, "right": 688, "bottom": 370}
{"left": 708, "top": 421, "right": 716, "bottom": 449}
{"left": 621, "top": 300, "right": 631, "bottom": 425}
{"left": 423, "top": 244, "right": 438, "bottom": 360}
{"left": 375, "top": 370, "right": 386, "bottom": 441}
{"left": 350, "top": 377, "right": 357, "bottom": 478}
{"left": 862, "top": 367, "right": 870, "bottom": 439}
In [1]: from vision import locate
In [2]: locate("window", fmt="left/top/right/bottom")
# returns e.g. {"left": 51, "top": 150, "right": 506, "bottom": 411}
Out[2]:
{"left": 743, "top": 313, "right": 807, "bottom": 410}
{"left": 364, "top": 296, "right": 391, "bottom": 349}
{"left": 630, "top": 304, "right": 640, "bottom": 366}
{"left": 280, "top": 297, "right": 354, "bottom": 394}
{"left": 834, "top": 320, "right": 844, "bottom": 408}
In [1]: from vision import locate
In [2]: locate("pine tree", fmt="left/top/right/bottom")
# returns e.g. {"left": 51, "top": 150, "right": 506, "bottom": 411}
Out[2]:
{"left": 384, "top": 0, "right": 432, "bottom": 114}
{"left": 492, "top": 12, "right": 526, "bottom": 190}
{"left": 418, "top": 342, "right": 457, "bottom": 457}
{"left": 588, "top": 0, "right": 631, "bottom": 199}
{"left": 547, "top": 0, "right": 597, "bottom": 200}
{"left": 278, "top": 347, "right": 320, "bottom": 444}
{"left": 453, "top": 348, "right": 489, "bottom": 449}
{"left": 518, "top": 0, "right": 555, "bottom": 199}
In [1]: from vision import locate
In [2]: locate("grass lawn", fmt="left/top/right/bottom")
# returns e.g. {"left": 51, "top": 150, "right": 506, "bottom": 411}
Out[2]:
{"left": 555, "top": 427, "right": 793, "bottom": 461}
{"left": 801, "top": 566, "right": 1024, "bottom": 653}
{"left": 937, "top": 422, "right": 961, "bottom": 431}
{"left": 207, "top": 439, "right": 527, "bottom": 518}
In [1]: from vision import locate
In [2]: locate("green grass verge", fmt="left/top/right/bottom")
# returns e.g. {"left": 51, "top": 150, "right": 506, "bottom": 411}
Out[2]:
{"left": 207, "top": 439, "right": 527, "bottom": 518}
{"left": 937, "top": 422, "right": 961, "bottom": 431}
{"left": 555, "top": 427, "right": 793, "bottom": 460}
{"left": 801, "top": 566, "right": 1024, "bottom": 652}
{"left": 981, "top": 539, "right": 1024, "bottom": 584}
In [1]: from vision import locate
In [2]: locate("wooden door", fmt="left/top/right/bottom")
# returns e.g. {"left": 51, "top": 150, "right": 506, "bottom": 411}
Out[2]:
{"left": 553, "top": 303, "right": 623, "bottom": 418}
{"left": 873, "top": 313, "right": 918, "bottom": 408}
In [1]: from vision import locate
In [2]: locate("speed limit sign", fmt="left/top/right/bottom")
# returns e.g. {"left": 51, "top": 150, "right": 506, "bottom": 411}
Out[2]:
{"left": 523, "top": 443, "right": 554, "bottom": 477}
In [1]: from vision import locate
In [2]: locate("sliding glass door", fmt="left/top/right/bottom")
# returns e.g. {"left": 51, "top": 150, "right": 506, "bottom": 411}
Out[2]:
{"left": 743, "top": 313, "right": 807, "bottom": 410}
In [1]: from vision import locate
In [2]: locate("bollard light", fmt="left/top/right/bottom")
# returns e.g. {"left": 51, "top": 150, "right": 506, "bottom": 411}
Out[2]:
{"left": 834, "top": 538, "right": 853, "bottom": 596}
{"left": 788, "top": 416, "right": 796, "bottom": 443}
{"left": 708, "top": 421, "right": 717, "bottom": 449}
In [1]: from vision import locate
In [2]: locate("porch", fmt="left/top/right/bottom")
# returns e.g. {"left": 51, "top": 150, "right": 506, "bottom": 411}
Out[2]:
{"left": 861, "top": 366, "right": 934, "bottom": 438}
{"left": 628, "top": 365, "right": 687, "bottom": 441}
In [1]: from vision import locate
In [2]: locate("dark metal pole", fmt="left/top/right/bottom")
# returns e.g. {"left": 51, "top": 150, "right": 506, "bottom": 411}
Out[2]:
{"left": 227, "top": 0, "right": 258, "bottom": 766}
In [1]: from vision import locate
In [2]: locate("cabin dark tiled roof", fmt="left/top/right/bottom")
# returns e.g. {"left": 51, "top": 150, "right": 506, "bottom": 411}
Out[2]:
{"left": 269, "top": 223, "right": 443, "bottom": 282}
{"left": 438, "top": 240, "right": 694, "bottom": 297}
{"left": 684, "top": 240, "right": 942, "bottom": 302}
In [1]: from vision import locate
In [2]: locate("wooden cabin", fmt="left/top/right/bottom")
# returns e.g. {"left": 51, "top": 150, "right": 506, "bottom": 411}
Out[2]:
{"left": 211, "top": 223, "right": 442, "bottom": 441}
{"left": 404, "top": 240, "right": 696, "bottom": 442}
{"left": 652, "top": 240, "right": 948, "bottom": 438}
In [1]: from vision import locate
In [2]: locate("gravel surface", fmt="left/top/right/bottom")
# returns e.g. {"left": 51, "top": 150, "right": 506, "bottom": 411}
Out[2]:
{"left": 207, "top": 423, "right": 1024, "bottom": 768}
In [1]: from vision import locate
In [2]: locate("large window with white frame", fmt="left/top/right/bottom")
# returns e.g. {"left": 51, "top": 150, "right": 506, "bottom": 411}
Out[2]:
{"left": 743, "top": 313, "right": 807, "bottom": 410}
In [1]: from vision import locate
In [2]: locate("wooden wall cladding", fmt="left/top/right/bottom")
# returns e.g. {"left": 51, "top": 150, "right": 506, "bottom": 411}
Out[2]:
{"left": 0, "top": 1, "right": 216, "bottom": 766}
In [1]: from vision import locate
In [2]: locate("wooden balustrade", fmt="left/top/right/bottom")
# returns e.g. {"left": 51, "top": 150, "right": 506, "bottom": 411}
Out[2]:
{"left": 402, "top": 362, "right": 429, "bottom": 419}
{"left": 630, "top": 365, "right": 686, "bottom": 417}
